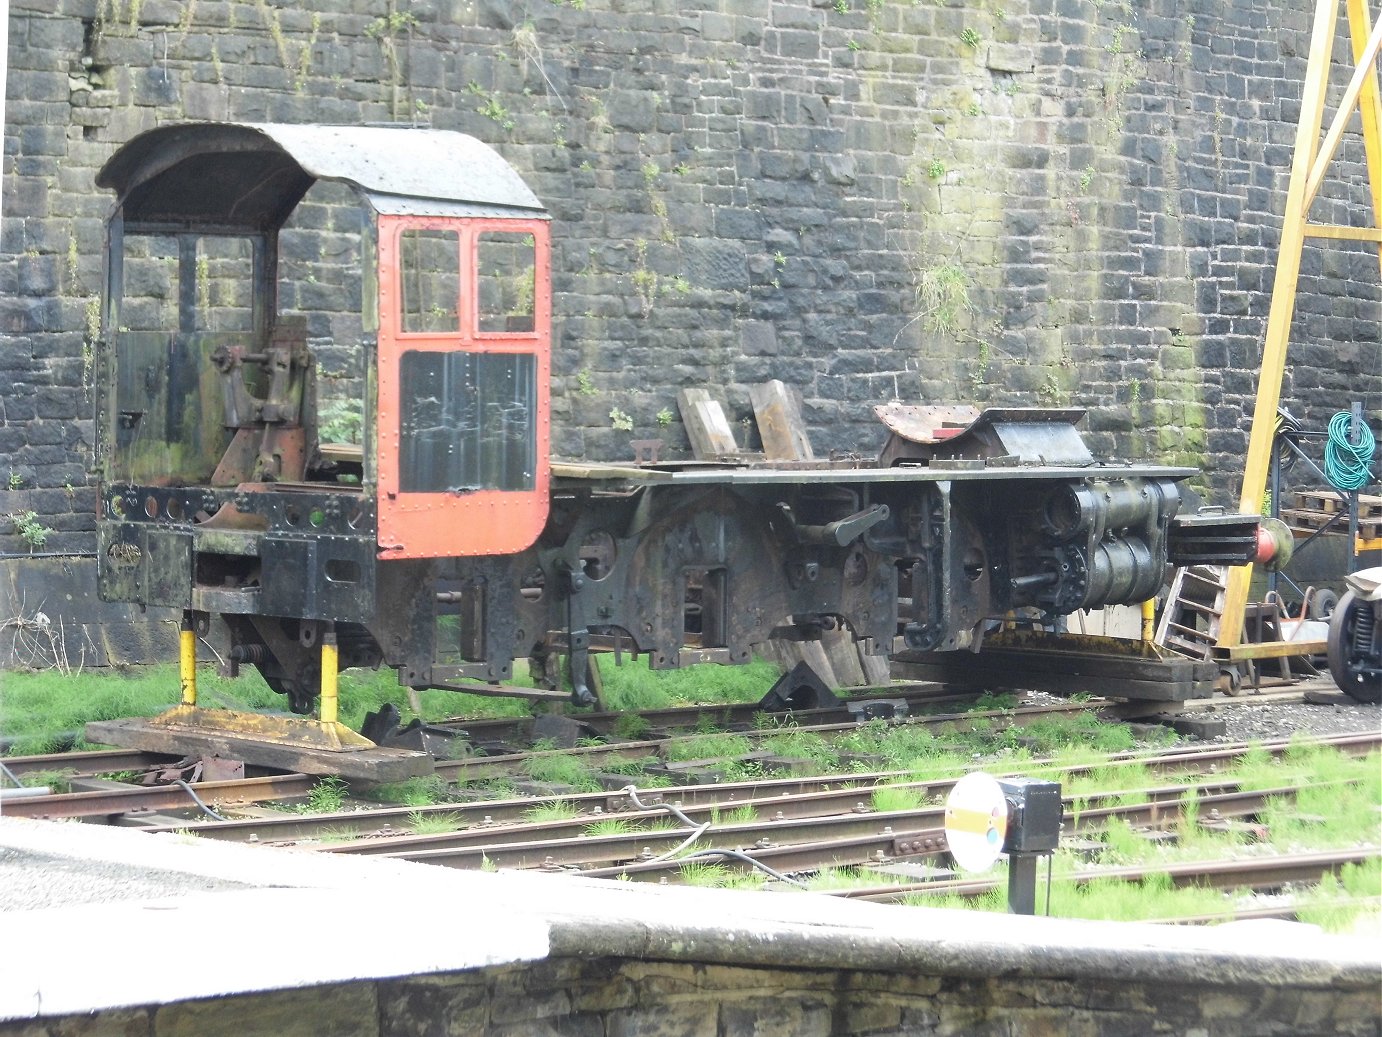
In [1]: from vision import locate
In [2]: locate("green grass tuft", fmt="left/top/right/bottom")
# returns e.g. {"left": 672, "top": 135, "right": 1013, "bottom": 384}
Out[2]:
{"left": 871, "top": 783, "right": 926, "bottom": 814}
{"left": 367, "top": 775, "right": 448, "bottom": 807}
{"left": 307, "top": 777, "right": 348, "bottom": 813}
{"left": 522, "top": 752, "right": 602, "bottom": 791}
{"left": 594, "top": 654, "right": 780, "bottom": 712}
{"left": 661, "top": 732, "right": 752, "bottom": 763}
{"left": 408, "top": 810, "right": 463, "bottom": 835}
{"left": 523, "top": 800, "right": 579, "bottom": 823}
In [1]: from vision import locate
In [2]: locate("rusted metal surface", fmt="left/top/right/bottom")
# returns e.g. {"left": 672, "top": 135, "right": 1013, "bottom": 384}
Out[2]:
{"left": 840, "top": 848, "right": 1378, "bottom": 904}
{"left": 90, "top": 121, "right": 1267, "bottom": 763}
{"left": 0, "top": 773, "right": 315, "bottom": 820}
{"left": 0, "top": 749, "right": 168, "bottom": 779}
{"left": 875, "top": 406, "right": 1092, "bottom": 467}
{"left": 84, "top": 715, "right": 433, "bottom": 783}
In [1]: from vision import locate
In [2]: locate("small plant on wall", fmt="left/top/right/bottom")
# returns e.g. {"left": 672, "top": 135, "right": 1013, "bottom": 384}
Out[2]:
{"left": 7, "top": 511, "right": 52, "bottom": 552}
{"left": 918, "top": 262, "right": 971, "bottom": 335}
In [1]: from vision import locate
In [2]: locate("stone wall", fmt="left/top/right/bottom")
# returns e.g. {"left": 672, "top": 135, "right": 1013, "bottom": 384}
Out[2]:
{"left": 2, "top": 0, "right": 1380, "bottom": 556}
{"left": 4, "top": 954, "right": 1378, "bottom": 1037}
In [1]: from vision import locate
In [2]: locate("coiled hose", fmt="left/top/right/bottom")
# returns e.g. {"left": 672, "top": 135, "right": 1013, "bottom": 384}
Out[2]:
{"left": 1324, "top": 412, "right": 1377, "bottom": 492}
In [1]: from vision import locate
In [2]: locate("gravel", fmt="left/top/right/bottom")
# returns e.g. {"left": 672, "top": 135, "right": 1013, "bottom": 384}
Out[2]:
{"left": 1208, "top": 693, "right": 1381, "bottom": 744}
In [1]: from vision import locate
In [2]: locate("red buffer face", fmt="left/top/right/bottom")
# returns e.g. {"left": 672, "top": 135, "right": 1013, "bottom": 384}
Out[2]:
{"left": 375, "top": 215, "right": 551, "bottom": 559}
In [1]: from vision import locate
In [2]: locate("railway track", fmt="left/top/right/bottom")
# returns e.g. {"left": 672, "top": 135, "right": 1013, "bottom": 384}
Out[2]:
{"left": 3, "top": 691, "right": 1376, "bottom": 927}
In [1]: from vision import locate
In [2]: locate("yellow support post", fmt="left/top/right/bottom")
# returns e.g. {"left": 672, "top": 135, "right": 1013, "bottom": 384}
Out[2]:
{"left": 179, "top": 612, "right": 197, "bottom": 706}
{"left": 1140, "top": 599, "right": 1155, "bottom": 643}
{"left": 1345, "top": 0, "right": 1382, "bottom": 274}
{"left": 1219, "top": 0, "right": 1382, "bottom": 651}
{"left": 319, "top": 631, "right": 339, "bottom": 728}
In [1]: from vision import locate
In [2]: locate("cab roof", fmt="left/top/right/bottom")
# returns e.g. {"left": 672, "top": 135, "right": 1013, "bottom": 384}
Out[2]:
{"left": 97, "top": 122, "right": 547, "bottom": 231}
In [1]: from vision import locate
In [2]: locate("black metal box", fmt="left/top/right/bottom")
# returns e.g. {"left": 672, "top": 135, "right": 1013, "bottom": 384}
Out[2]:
{"left": 998, "top": 777, "right": 1062, "bottom": 853}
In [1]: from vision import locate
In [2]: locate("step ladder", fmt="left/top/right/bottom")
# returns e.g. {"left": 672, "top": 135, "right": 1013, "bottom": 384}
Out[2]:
{"left": 1155, "top": 565, "right": 1298, "bottom": 687}
{"left": 1154, "top": 565, "right": 1228, "bottom": 659}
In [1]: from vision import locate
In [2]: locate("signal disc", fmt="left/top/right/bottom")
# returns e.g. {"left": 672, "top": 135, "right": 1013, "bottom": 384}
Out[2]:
{"left": 944, "top": 772, "right": 1009, "bottom": 873}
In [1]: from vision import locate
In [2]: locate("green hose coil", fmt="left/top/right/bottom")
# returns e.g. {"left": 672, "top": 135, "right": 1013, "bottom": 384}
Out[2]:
{"left": 1324, "top": 412, "right": 1377, "bottom": 492}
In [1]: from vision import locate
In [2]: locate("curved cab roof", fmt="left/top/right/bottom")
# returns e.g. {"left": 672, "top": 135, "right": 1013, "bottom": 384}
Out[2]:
{"left": 97, "top": 122, "right": 546, "bottom": 231}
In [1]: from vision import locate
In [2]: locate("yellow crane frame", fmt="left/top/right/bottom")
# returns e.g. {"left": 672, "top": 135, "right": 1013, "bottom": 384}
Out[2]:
{"left": 1218, "top": 0, "right": 1382, "bottom": 656}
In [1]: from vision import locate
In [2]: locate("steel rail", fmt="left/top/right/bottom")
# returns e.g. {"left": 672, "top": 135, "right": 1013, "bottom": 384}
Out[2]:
{"left": 1154, "top": 895, "right": 1382, "bottom": 926}
{"left": 564, "top": 781, "right": 1346, "bottom": 881}
{"left": 322, "top": 777, "right": 1345, "bottom": 879}
{"left": 837, "top": 848, "right": 1379, "bottom": 903}
{"left": 0, "top": 748, "right": 170, "bottom": 778}
{"left": 434, "top": 683, "right": 991, "bottom": 744}
{"left": 428, "top": 699, "right": 1192, "bottom": 783}
{"left": 281, "top": 775, "right": 1307, "bottom": 859}
{"left": 8, "top": 728, "right": 1375, "bottom": 826}
{"left": 0, "top": 772, "right": 318, "bottom": 820}
{"left": 124, "top": 731, "right": 1379, "bottom": 841}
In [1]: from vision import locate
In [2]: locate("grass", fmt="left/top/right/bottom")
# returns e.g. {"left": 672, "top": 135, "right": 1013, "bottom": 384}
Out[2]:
{"left": 762, "top": 730, "right": 839, "bottom": 769}
{"left": 585, "top": 818, "right": 636, "bottom": 836}
{"left": 661, "top": 732, "right": 752, "bottom": 763}
{"left": 523, "top": 800, "right": 579, "bottom": 823}
{"left": 871, "top": 784, "right": 928, "bottom": 814}
{"left": 0, "top": 662, "right": 533, "bottom": 755}
{"left": 522, "top": 752, "right": 602, "bottom": 791}
{"left": 307, "top": 777, "right": 348, "bottom": 813}
{"left": 593, "top": 654, "right": 780, "bottom": 712}
{"left": 2, "top": 651, "right": 781, "bottom": 756}
{"left": 1296, "top": 859, "right": 1382, "bottom": 933}
{"left": 710, "top": 804, "right": 757, "bottom": 825}
{"left": 366, "top": 775, "right": 449, "bottom": 807}
{"left": 13, "top": 769, "right": 70, "bottom": 791}
{"left": 408, "top": 810, "right": 463, "bottom": 835}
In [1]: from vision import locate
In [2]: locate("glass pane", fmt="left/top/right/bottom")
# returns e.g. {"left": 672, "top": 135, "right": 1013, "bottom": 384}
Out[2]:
{"left": 279, "top": 183, "right": 367, "bottom": 444}
{"left": 477, "top": 232, "right": 535, "bottom": 334}
{"left": 398, "top": 351, "right": 537, "bottom": 493}
{"left": 194, "top": 236, "right": 255, "bottom": 332}
{"left": 120, "top": 234, "right": 179, "bottom": 331}
{"left": 400, "top": 230, "right": 459, "bottom": 333}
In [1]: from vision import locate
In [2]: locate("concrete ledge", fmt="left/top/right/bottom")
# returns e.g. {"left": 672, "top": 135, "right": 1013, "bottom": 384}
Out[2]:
{"left": 1, "top": 817, "right": 1378, "bottom": 1033}
{"left": 1, "top": 888, "right": 550, "bottom": 1019}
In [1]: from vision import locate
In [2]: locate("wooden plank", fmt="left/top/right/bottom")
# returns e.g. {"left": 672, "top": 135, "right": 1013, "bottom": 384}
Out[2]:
{"left": 795, "top": 639, "right": 838, "bottom": 691}
{"left": 1294, "top": 489, "right": 1382, "bottom": 515}
{"left": 86, "top": 717, "right": 434, "bottom": 782}
{"left": 677, "top": 389, "right": 738, "bottom": 459}
{"left": 1283, "top": 509, "right": 1382, "bottom": 537}
{"left": 890, "top": 658, "right": 1212, "bottom": 703}
{"left": 551, "top": 461, "right": 673, "bottom": 482}
{"left": 858, "top": 645, "right": 892, "bottom": 685}
{"left": 821, "top": 627, "right": 865, "bottom": 687}
{"left": 749, "top": 380, "right": 815, "bottom": 461}
{"left": 1227, "top": 639, "right": 1327, "bottom": 661}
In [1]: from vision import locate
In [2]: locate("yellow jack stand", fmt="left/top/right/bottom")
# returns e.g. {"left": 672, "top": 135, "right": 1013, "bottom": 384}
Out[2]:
{"left": 86, "top": 615, "right": 432, "bottom": 781}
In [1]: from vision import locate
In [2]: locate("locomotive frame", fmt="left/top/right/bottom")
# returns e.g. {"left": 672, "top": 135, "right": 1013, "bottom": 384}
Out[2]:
{"left": 89, "top": 123, "right": 1259, "bottom": 773}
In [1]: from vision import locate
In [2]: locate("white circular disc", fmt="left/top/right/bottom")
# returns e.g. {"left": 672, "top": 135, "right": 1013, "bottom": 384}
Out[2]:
{"left": 943, "top": 771, "right": 1009, "bottom": 873}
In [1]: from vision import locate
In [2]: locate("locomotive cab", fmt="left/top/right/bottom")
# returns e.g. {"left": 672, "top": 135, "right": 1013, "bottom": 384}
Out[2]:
{"left": 94, "top": 123, "right": 550, "bottom": 738}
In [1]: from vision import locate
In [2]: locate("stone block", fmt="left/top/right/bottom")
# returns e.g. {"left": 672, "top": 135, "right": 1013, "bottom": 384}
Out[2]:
{"left": 154, "top": 984, "right": 377, "bottom": 1037}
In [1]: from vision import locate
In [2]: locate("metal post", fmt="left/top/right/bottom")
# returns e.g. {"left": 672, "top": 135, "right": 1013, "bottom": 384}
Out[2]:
{"left": 1268, "top": 436, "right": 1282, "bottom": 598}
{"left": 320, "top": 629, "right": 339, "bottom": 726}
{"left": 179, "top": 611, "right": 197, "bottom": 706}
{"left": 1007, "top": 853, "right": 1040, "bottom": 915}
{"left": 1140, "top": 598, "right": 1155, "bottom": 642}
{"left": 1349, "top": 402, "right": 1363, "bottom": 572}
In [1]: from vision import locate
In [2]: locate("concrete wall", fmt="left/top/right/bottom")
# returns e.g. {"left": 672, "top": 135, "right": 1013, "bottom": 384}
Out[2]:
{"left": 3, "top": 954, "right": 1378, "bottom": 1037}
{"left": 2, "top": 0, "right": 1380, "bottom": 558}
